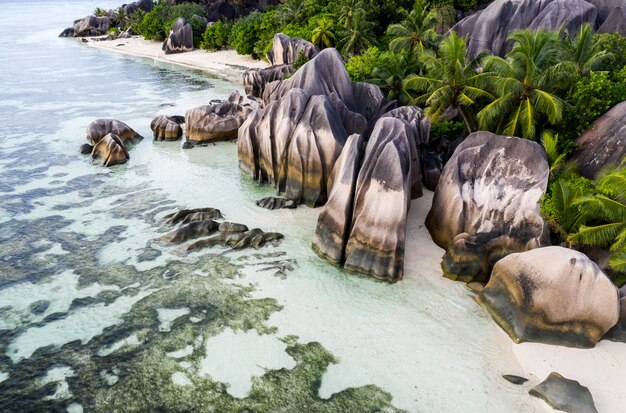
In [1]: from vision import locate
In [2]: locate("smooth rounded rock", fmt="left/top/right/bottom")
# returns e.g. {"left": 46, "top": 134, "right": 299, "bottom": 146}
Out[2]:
{"left": 86, "top": 119, "right": 143, "bottom": 146}
{"left": 151, "top": 114, "right": 184, "bottom": 141}
{"left": 91, "top": 133, "right": 129, "bottom": 167}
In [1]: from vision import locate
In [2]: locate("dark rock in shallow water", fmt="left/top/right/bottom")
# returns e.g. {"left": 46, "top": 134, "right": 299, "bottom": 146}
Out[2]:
{"left": 529, "top": 372, "right": 598, "bottom": 413}
{"left": 79, "top": 143, "right": 94, "bottom": 155}
{"left": 218, "top": 222, "right": 249, "bottom": 233}
{"left": 91, "top": 133, "right": 129, "bottom": 167}
{"left": 184, "top": 229, "right": 284, "bottom": 251}
{"left": 426, "top": 132, "right": 550, "bottom": 283}
{"left": 151, "top": 114, "right": 184, "bottom": 141}
{"left": 162, "top": 18, "right": 193, "bottom": 55}
{"left": 86, "top": 119, "right": 143, "bottom": 146}
{"left": 137, "top": 247, "right": 162, "bottom": 263}
{"left": 59, "top": 27, "right": 74, "bottom": 37}
{"left": 164, "top": 208, "right": 222, "bottom": 225}
{"left": 478, "top": 247, "right": 619, "bottom": 348}
{"left": 502, "top": 375, "right": 528, "bottom": 385}
{"left": 160, "top": 220, "right": 220, "bottom": 243}
{"left": 266, "top": 33, "right": 319, "bottom": 66}
{"left": 28, "top": 300, "right": 50, "bottom": 315}
{"left": 256, "top": 197, "right": 298, "bottom": 210}
{"left": 182, "top": 141, "right": 194, "bottom": 149}
{"left": 573, "top": 101, "right": 626, "bottom": 180}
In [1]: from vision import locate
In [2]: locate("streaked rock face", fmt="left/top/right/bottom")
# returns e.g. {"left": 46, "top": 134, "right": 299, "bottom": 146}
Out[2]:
{"left": 530, "top": 372, "right": 598, "bottom": 413}
{"left": 86, "top": 119, "right": 143, "bottom": 146}
{"left": 454, "top": 0, "right": 597, "bottom": 57}
{"left": 573, "top": 101, "right": 626, "bottom": 179}
{"left": 243, "top": 65, "right": 295, "bottom": 98}
{"left": 266, "top": 33, "right": 319, "bottom": 66}
{"left": 479, "top": 247, "right": 620, "bottom": 348}
{"left": 91, "top": 133, "right": 129, "bottom": 167}
{"left": 426, "top": 132, "right": 549, "bottom": 282}
{"left": 123, "top": 0, "right": 153, "bottom": 17}
{"left": 162, "top": 18, "right": 193, "bottom": 55}
{"left": 73, "top": 15, "right": 110, "bottom": 37}
{"left": 597, "top": 6, "right": 626, "bottom": 35}
{"left": 150, "top": 115, "right": 184, "bottom": 141}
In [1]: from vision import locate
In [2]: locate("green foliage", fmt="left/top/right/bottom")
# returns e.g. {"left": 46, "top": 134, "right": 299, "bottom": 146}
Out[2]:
{"left": 93, "top": 7, "right": 109, "bottom": 17}
{"left": 541, "top": 174, "right": 593, "bottom": 242}
{"left": 311, "top": 16, "right": 336, "bottom": 49}
{"left": 429, "top": 120, "right": 466, "bottom": 141}
{"left": 230, "top": 11, "right": 263, "bottom": 56}
{"left": 136, "top": 2, "right": 204, "bottom": 43}
{"left": 201, "top": 21, "right": 232, "bottom": 51}
{"left": 292, "top": 51, "right": 310, "bottom": 70}
{"left": 541, "top": 131, "right": 572, "bottom": 179}
{"left": 566, "top": 24, "right": 612, "bottom": 76}
{"left": 387, "top": 0, "right": 439, "bottom": 59}
{"left": 370, "top": 52, "right": 419, "bottom": 104}
{"left": 345, "top": 47, "right": 382, "bottom": 82}
{"left": 338, "top": 9, "right": 377, "bottom": 57}
{"left": 595, "top": 33, "right": 626, "bottom": 73}
{"left": 113, "top": 6, "right": 129, "bottom": 30}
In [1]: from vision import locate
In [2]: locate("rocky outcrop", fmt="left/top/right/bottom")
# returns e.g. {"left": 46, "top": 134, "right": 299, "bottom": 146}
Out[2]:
{"left": 162, "top": 18, "right": 193, "bottom": 55}
{"left": 243, "top": 65, "right": 295, "bottom": 98}
{"left": 605, "top": 286, "right": 626, "bottom": 343}
{"left": 86, "top": 119, "right": 143, "bottom": 146}
{"left": 312, "top": 108, "right": 429, "bottom": 282}
{"left": 478, "top": 247, "right": 620, "bottom": 348}
{"left": 262, "top": 48, "right": 394, "bottom": 122}
{"left": 426, "top": 132, "right": 549, "bottom": 282}
{"left": 256, "top": 197, "right": 298, "bottom": 210}
{"left": 529, "top": 372, "right": 598, "bottom": 413}
{"left": 151, "top": 115, "right": 185, "bottom": 141}
{"left": 164, "top": 207, "right": 222, "bottom": 225}
{"left": 573, "top": 101, "right": 626, "bottom": 179}
{"left": 124, "top": 0, "right": 153, "bottom": 17}
{"left": 597, "top": 6, "right": 626, "bottom": 35}
{"left": 421, "top": 137, "right": 451, "bottom": 192}
{"left": 587, "top": 0, "right": 626, "bottom": 22}
{"left": 186, "top": 92, "right": 256, "bottom": 143}
{"left": 91, "top": 133, "right": 129, "bottom": 167}
{"left": 266, "top": 33, "right": 319, "bottom": 66}
{"left": 73, "top": 15, "right": 111, "bottom": 37}
{"left": 453, "top": 0, "right": 598, "bottom": 58}
{"left": 59, "top": 27, "right": 75, "bottom": 37}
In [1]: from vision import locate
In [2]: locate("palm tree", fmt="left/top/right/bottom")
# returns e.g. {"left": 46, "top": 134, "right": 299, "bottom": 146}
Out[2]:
{"left": 114, "top": 6, "right": 128, "bottom": 30}
{"left": 337, "top": 0, "right": 363, "bottom": 30}
{"left": 477, "top": 29, "right": 576, "bottom": 140}
{"left": 280, "top": 0, "right": 306, "bottom": 24}
{"left": 567, "top": 23, "right": 612, "bottom": 77}
{"left": 403, "top": 31, "right": 492, "bottom": 132}
{"left": 93, "top": 7, "right": 109, "bottom": 17}
{"left": 569, "top": 166, "right": 626, "bottom": 272}
{"left": 370, "top": 52, "right": 419, "bottom": 105}
{"left": 541, "top": 131, "right": 572, "bottom": 179}
{"left": 339, "top": 9, "right": 376, "bottom": 57}
{"left": 387, "top": 0, "right": 438, "bottom": 59}
{"left": 543, "top": 178, "right": 586, "bottom": 243}
{"left": 311, "top": 17, "right": 336, "bottom": 49}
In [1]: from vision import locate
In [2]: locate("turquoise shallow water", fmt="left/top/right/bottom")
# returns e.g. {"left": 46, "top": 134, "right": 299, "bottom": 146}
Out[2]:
{"left": 0, "top": 1, "right": 550, "bottom": 412}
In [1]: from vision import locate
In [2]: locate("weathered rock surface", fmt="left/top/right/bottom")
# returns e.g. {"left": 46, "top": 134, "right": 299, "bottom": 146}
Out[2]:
{"left": 59, "top": 27, "right": 75, "bottom": 37}
{"left": 426, "top": 132, "right": 550, "bottom": 282}
{"left": 312, "top": 134, "right": 365, "bottom": 265}
{"left": 605, "top": 285, "right": 626, "bottom": 343}
{"left": 162, "top": 18, "right": 193, "bottom": 55}
{"left": 266, "top": 33, "right": 319, "bottom": 66}
{"left": 243, "top": 64, "right": 295, "bottom": 98}
{"left": 421, "top": 137, "right": 451, "bottom": 192}
{"left": 596, "top": 6, "right": 626, "bottom": 34}
{"left": 184, "top": 229, "right": 283, "bottom": 251}
{"left": 587, "top": 0, "right": 626, "bottom": 21}
{"left": 454, "top": 0, "right": 598, "bottom": 58}
{"left": 186, "top": 92, "right": 255, "bottom": 143}
{"left": 151, "top": 115, "right": 185, "bottom": 141}
{"left": 478, "top": 247, "right": 620, "bottom": 348}
{"left": 529, "top": 372, "right": 598, "bottom": 413}
{"left": 91, "top": 133, "right": 129, "bottom": 167}
{"left": 503, "top": 375, "right": 528, "bottom": 385}
{"left": 124, "top": 0, "right": 153, "bottom": 16}
{"left": 86, "top": 119, "right": 143, "bottom": 146}
{"left": 164, "top": 207, "right": 223, "bottom": 225}
{"left": 238, "top": 88, "right": 366, "bottom": 207}
{"left": 256, "top": 197, "right": 298, "bottom": 210}
{"left": 79, "top": 143, "right": 93, "bottom": 155}
{"left": 73, "top": 15, "right": 111, "bottom": 37}
{"left": 160, "top": 220, "right": 220, "bottom": 243}
{"left": 573, "top": 100, "right": 626, "bottom": 180}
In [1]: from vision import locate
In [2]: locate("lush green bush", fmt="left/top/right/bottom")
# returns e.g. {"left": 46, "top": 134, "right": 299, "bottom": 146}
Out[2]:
{"left": 230, "top": 12, "right": 263, "bottom": 56}
{"left": 595, "top": 33, "right": 626, "bottom": 73}
{"left": 345, "top": 47, "right": 382, "bottom": 82}
{"left": 136, "top": 2, "right": 204, "bottom": 43}
{"left": 429, "top": 121, "right": 466, "bottom": 142}
{"left": 201, "top": 21, "right": 232, "bottom": 51}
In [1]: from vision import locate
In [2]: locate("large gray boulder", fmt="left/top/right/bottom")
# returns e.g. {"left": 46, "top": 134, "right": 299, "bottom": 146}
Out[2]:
{"left": 162, "top": 18, "right": 193, "bottom": 55}
{"left": 426, "top": 132, "right": 550, "bottom": 282}
{"left": 529, "top": 372, "right": 598, "bottom": 413}
{"left": 124, "top": 0, "right": 153, "bottom": 17}
{"left": 243, "top": 65, "right": 295, "bottom": 98}
{"left": 478, "top": 247, "right": 620, "bottom": 348}
{"left": 573, "top": 101, "right": 626, "bottom": 179}
{"left": 86, "top": 119, "right": 143, "bottom": 146}
{"left": 453, "top": 0, "right": 598, "bottom": 58}
{"left": 238, "top": 88, "right": 365, "bottom": 207}
{"left": 262, "top": 48, "right": 393, "bottom": 121}
{"left": 186, "top": 93, "right": 255, "bottom": 143}
{"left": 266, "top": 33, "right": 319, "bottom": 66}
{"left": 597, "top": 6, "right": 626, "bottom": 36}
{"left": 73, "top": 15, "right": 111, "bottom": 37}
{"left": 587, "top": 0, "right": 626, "bottom": 21}
{"left": 312, "top": 107, "right": 429, "bottom": 282}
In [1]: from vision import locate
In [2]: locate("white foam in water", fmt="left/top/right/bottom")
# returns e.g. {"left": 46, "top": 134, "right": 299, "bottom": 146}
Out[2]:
{"left": 0, "top": 270, "right": 120, "bottom": 331}
{"left": 66, "top": 403, "right": 84, "bottom": 413}
{"left": 97, "top": 334, "right": 142, "bottom": 357}
{"left": 198, "top": 328, "right": 296, "bottom": 398}
{"left": 172, "top": 372, "right": 193, "bottom": 387}
{"left": 0, "top": 371, "right": 8, "bottom": 383}
{"left": 100, "top": 370, "right": 119, "bottom": 386}
{"left": 41, "top": 366, "right": 74, "bottom": 401}
{"left": 157, "top": 307, "right": 190, "bottom": 332}
{"left": 166, "top": 345, "right": 194, "bottom": 359}
{"left": 8, "top": 290, "right": 154, "bottom": 362}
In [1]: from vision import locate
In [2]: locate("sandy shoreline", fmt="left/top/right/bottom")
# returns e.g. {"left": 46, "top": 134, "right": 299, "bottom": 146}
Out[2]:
{"left": 82, "top": 36, "right": 269, "bottom": 84}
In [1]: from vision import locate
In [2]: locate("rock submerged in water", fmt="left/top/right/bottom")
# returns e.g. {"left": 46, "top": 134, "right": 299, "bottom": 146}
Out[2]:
{"left": 164, "top": 207, "right": 222, "bottom": 225}
{"left": 529, "top": 372, "right": 598, "bottom": 413}
{"left": 186, "top": 92, "right": 256, "bottom": 143}
{"left": 256, "top": 197, "right": 298, "bottom": 210}
{"left": 573, "top": 101, "right": 626, "bottom": 180}
{"left": 162, "top": 18, "right": 193, "bottom": 55}
{"left": 91, "top": 133, "right": 129, "bottom": 167}
{"left": 266, "top": 33, "right": 319, "bottom": 66}
{"left": 86, "top": 119, "right": 143, "bottom": 146}
{"left": 150, "top": 115, "right": 184, "bottom": 141}
{"left": 478, "top": 246, "right": 620, "bottom": 348}
{"left": 426, "top": 131, "right": 550, "bottom": 282}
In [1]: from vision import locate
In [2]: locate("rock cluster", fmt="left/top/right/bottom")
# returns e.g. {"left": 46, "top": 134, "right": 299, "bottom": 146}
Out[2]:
{"left": 454, "top": 0, "right": 611, "bottom": 58}
{"left": 426, "top": 132, "right": 550, "bottom": 282}
{"left": 72, "top": 15, "right": 111, "bottom": 37}
{"left": 163, "top": 18, "right": 194, "bottom": 55}
{"left": 243, "top": 64, "right": 295, "bottom": 98}
{"left": 81, "top": 119, "right": 143, "bottom": 167}
{"left": 123, "top": 0, "right": 153, "bottom": 17}
{"left": 573, "top": 101, "right": 626, "bottom": 179}
{"left": 266, "top": 33, "right": 319, "bottom": 66}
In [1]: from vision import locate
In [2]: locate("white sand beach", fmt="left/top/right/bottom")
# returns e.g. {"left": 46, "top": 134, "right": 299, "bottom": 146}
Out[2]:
{"left": 83, "top": 36, "right": 269, "bottom": 84}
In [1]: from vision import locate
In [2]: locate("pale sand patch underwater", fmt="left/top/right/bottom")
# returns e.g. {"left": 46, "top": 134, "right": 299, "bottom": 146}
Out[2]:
{"left": 82, "top": 36, "right": 269, "bottom": 84}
